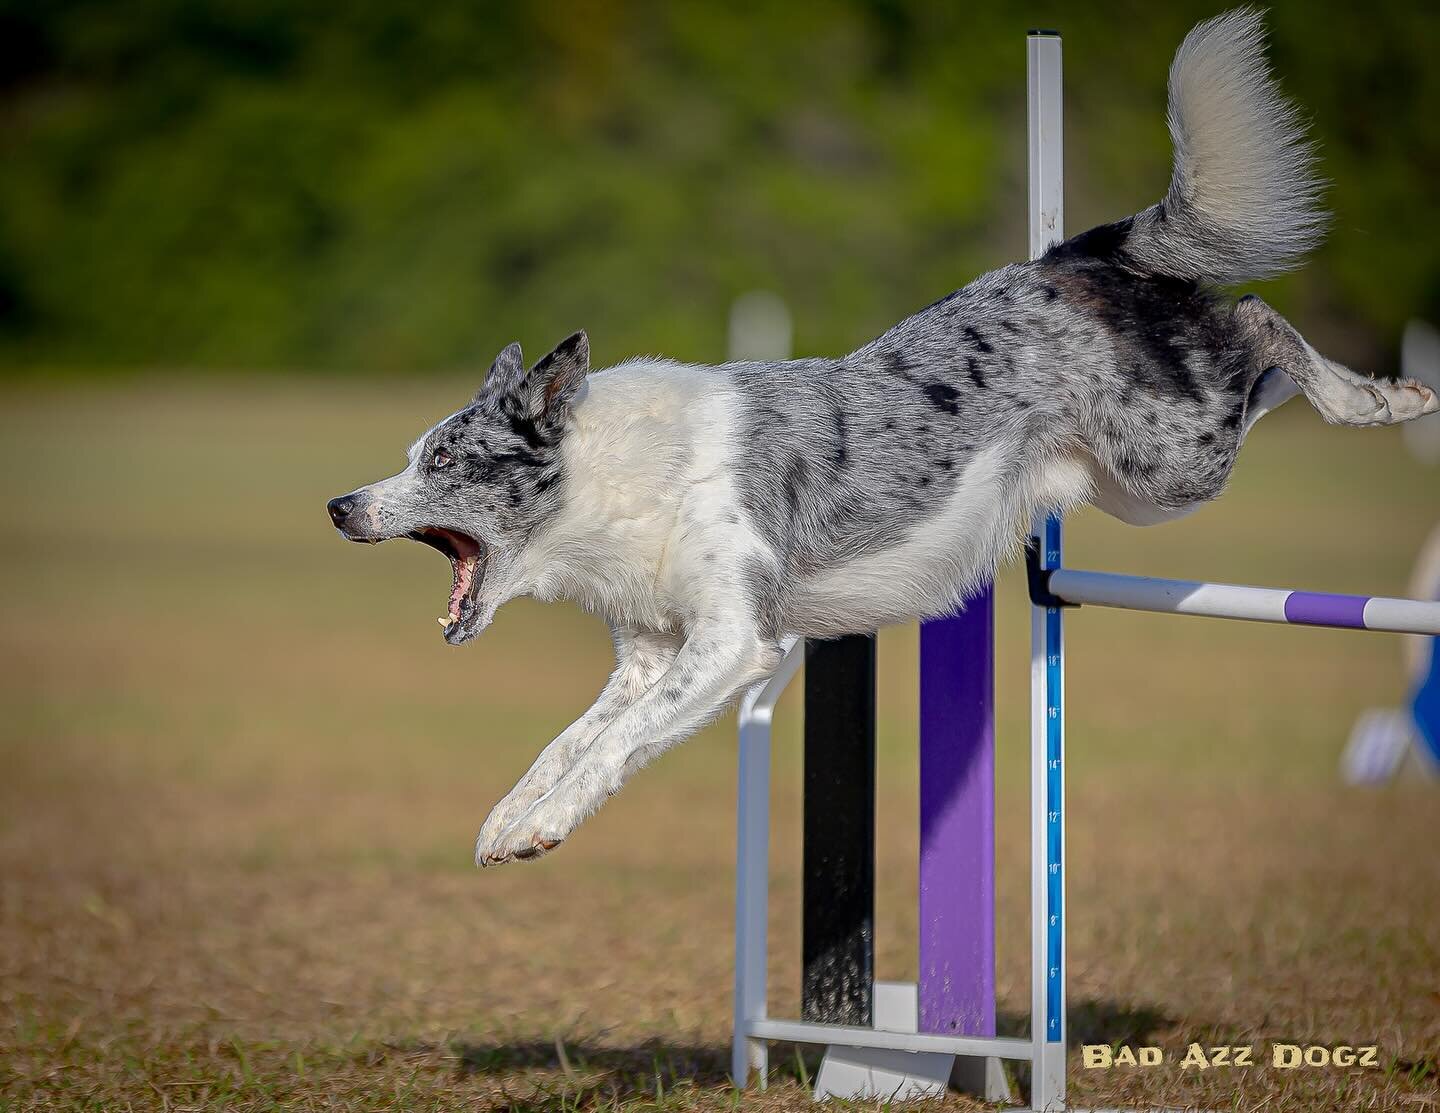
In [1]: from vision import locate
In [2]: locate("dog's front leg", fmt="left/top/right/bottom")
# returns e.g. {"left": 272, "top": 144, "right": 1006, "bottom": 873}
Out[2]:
{"left": 479, "top": 624, "right": 783, "bottom": 864}
{"left": 473, "top": 626, "right": 679, "bottom": 864}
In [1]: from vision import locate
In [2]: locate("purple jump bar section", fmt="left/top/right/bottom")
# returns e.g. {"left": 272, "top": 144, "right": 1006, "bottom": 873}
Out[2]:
{"left": 918, "top": 585, "right": 995, "bottom": 1037}
{"left": 1283, "top": 590, "right": 1370, "bottom": 629}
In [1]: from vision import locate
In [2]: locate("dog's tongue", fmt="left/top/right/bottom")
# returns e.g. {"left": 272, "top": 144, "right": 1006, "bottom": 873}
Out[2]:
{"left": 439, "top": 554, "right": 480, "bottom": 628}
{"left": 450, "top": 555, "right": 477, "bottom": 613}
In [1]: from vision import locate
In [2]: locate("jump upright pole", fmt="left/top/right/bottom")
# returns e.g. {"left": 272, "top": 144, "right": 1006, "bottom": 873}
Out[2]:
{"left": 802, "top": 636, "right": 876, "bottom": 1027}
{"left": 918, "top": 603, "right": 996, "bottom": 1037}
{"left": 1026, "top": 29, "right": 1067, "bottom": 1113}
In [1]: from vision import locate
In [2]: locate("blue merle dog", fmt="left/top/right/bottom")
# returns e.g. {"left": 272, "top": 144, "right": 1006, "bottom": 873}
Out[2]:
{"left": 327, "top": 10, "right": 1437, "bottom": 864}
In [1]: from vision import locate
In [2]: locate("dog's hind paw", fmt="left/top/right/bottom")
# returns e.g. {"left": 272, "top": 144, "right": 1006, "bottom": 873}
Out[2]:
{"left": 1360, "top": 377, "right": 1439, "bottom": 423}
{"left": 1398, "top": 378, "right": 1439, "bottom": 419}
{"left": 1313, "top": 370, "right": 1438, "bottom": 427}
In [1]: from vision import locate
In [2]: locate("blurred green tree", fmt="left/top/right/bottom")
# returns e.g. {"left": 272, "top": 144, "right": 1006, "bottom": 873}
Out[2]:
{"left": 0, "top": 0, "right": 1436, "bottom": 374}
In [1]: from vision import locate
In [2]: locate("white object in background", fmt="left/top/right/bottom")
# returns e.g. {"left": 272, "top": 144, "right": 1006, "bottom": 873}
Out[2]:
{"left": 727, "top": 290, "right": 793, "bottom": 362}
{"left": 1341, "top": 522, "right": 1440, "bottom": 784}
{"left": 1401, "top": 320, "right": 1440, "bottom": 465}
{"left": 1342, "top": 708, "right": 1414, "bottom": 784}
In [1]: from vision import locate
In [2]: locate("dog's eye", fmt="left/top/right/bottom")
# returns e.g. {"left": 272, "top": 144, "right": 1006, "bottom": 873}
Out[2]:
{"left": 431, "top": 448, "right": 453, "bottom": 470}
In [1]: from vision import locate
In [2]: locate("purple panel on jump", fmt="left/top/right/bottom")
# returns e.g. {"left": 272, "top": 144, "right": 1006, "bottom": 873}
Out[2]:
{"left": 1282, "top": 590, "right": 1369, "bottom": 629}
{"left": 918, "top": 585, "right": 995, "bottom": 1037}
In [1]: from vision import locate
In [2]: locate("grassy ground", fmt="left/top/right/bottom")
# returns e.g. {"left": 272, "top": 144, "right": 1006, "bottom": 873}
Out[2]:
{"left": 1, "top": 377, "right": 1437, "bottom": 1112}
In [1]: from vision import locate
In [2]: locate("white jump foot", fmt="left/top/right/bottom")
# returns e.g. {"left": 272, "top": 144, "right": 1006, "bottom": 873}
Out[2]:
{"left": 811, "top": 982, "right": 1012, "bottom": 1103}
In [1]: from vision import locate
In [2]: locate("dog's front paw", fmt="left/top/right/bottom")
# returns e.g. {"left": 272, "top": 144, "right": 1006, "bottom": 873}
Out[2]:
{"left": 474, "top": 792, "right": 539, "bottom": 867}
{"left": 478, "top": 793, "right": 585, "bottom": 866}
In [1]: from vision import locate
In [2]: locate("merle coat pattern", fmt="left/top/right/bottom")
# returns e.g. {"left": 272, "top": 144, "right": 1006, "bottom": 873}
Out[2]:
{"left": 327, "top": 10, "right": 1437, "bottom": 864}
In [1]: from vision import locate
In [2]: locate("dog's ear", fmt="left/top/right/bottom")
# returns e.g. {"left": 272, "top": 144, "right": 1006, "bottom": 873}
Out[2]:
{"left": 477, "top": 342, "right": 525, "bottom": 403}
{"left": 522, "top": 331, "right": 590, "bottom": 419}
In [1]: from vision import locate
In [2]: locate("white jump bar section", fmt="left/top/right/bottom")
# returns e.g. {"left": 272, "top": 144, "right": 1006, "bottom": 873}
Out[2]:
{"left": 745, "top": 1019, "right": 1033, "bottom": 1061}
{"left": 1048, "top": 568, "right": 1440, "bottom": 636}
{"left": 1363, "top": 595, "right": 1440, "bottom": 635}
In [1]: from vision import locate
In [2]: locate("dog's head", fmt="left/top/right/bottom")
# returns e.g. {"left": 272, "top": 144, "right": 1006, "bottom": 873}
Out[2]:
{"left": 326, "top": 332, "right": 589, "bottom": 645}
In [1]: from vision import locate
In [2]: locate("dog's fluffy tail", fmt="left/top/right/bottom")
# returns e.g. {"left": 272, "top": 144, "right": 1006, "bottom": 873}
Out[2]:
{"left": 1115, "top": 8, "right": 1326, "bottom": 285}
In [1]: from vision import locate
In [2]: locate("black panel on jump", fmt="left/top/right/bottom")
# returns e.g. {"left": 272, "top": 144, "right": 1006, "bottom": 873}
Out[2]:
{"left": 801, "top": 634, "right": 876, "bottom": 1026}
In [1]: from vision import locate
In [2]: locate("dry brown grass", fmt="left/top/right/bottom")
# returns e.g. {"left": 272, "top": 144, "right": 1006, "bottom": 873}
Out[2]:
{"left": 1, "top": 378, "right": 1438, "bottom": 1111}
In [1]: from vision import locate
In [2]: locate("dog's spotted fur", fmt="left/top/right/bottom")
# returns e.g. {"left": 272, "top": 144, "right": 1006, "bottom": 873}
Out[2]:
{"left": 329, "top": 10, "right": 1438, "bottom": 864}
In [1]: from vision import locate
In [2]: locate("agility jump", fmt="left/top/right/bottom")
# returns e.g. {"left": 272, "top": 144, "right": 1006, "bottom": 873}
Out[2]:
{"left": 730, "top": 29, "right": 1440, "bottom": 1112}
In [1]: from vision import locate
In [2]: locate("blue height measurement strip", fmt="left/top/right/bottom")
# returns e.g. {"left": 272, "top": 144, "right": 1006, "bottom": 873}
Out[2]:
{"left": 1043, "top": 514, "right": 1063, "bottom": 1042}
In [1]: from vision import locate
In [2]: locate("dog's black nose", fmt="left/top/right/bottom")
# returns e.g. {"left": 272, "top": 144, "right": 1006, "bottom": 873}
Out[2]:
{"left": 327, "top": 496, "right": 355, "bottom": 526}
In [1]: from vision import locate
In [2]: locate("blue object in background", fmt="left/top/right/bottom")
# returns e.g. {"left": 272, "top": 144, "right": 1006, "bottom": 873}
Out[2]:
{"left": 1411, "top": 634, "right": 1440, "bottom": 770}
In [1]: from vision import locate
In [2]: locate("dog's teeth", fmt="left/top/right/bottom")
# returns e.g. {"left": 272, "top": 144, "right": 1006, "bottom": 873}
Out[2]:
{"left": 438, "top": 617, "right": 449, "bottom": 627}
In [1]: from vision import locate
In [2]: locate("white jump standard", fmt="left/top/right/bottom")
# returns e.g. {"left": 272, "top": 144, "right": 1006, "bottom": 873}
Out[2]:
{"left": 729, "top": 28, "right": 1440, "bottom": 1113}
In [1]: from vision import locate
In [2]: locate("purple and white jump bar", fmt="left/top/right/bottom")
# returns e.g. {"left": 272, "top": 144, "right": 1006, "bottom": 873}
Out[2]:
{"left": 1047, "top": 568, "right": 1440, "bottom": 636}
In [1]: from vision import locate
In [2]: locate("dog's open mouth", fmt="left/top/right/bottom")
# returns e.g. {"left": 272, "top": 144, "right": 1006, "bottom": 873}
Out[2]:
{"left": 407, "top": 526, "right": 487, "bottom": 641}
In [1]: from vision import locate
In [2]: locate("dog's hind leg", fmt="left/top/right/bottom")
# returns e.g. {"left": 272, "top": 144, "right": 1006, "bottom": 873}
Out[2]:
{"left": 1234, "top": 295, "right": 1439, "bottom": 427}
